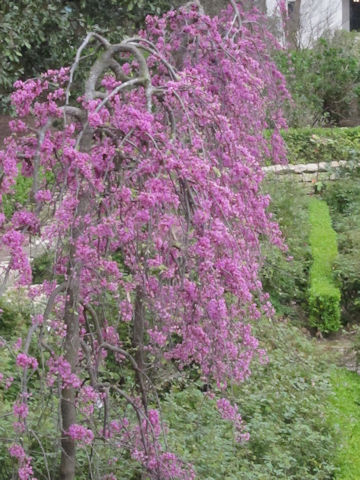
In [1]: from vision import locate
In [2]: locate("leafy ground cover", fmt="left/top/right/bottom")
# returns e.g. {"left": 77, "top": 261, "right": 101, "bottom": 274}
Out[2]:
{"left": 162, "top": 319, "right": 337, "bottom": 480}
{"left": 0, "top": 288, "right": 339, "bottom": 478}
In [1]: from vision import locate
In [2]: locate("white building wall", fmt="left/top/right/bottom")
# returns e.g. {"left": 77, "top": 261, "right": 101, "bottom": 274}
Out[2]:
{"left": 266, "top": 0, "right": 349, "bottom": 46}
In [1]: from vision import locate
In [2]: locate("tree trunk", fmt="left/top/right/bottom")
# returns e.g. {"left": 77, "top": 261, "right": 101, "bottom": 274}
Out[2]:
{"left": 133, "top": 287, "right": 148, "bottom": 412}
{"left": 59, "top": 127, "right": 93, "bottom": 480}
{"left": 287, "top": 0, "right": 302, "bottom": 48}
{"left": 59, "top": 277, "right": 80, "bottom": 480}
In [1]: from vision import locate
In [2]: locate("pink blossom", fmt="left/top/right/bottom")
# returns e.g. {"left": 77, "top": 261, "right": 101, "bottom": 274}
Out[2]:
{"left": 9, "top": 444, "right": 26, "bottom": 460}
{"left": 67, "top": 424, "right": 94, "bottom": 445}
{"left": 16, "top": 353, "right": 38, "bottom": 370}
{"left": 13, "top": 402, "right": 29, "bottom": 419}
{"left": 34, "top": 190, "right": 52, "bottom": 202}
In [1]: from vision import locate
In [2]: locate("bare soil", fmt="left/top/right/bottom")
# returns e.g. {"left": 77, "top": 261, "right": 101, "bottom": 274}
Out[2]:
{"left": 317, "top": 327, "right": 360, "bottom": 373}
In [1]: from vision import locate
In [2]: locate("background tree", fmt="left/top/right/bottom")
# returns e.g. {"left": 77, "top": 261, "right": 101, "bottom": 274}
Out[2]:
{"left": 0, "top": 0, "right": 170, "bottom": 112}
{"left": 276, "top": 30, "right": 360, "bottom": 126}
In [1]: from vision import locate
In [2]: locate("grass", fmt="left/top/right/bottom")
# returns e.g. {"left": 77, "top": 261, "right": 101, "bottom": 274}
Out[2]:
{"left": 327, "top": 368, "right": 360, "bottom": 480}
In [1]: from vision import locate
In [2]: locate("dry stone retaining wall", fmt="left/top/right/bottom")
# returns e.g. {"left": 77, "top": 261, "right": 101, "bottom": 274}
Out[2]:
{"left": 263, "top": 160, "right": 348, "bottom": 183}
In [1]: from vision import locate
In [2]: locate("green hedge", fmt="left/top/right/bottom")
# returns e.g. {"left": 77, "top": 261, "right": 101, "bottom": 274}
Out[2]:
{"left": 283, "top": 127, "right": 360, "bottom": 165}
{"left": 308, "top": 198, "right": 341, "bottom": 332}
{"left": 267, "top": 127, "right": 360, "bottom": 165}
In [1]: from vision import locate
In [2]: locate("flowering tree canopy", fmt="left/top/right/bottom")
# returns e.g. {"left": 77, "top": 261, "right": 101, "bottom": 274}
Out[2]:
{"left": 0, "top": 2, "right": 288, "bottom": 479}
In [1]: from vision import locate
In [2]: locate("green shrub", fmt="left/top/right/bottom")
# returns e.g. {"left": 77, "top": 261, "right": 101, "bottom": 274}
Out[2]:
{"left": 275, "top": 31, "right": 360, "bottom": 127}
{"left": 31, "top": 251, "right": 54, "bottom": 284}
{"left": 278, "top": 127, "right": 360, "bottom": 165}
{"left": 2, "top": 169, "right": 54, "bottom": 219}
{"left": 261, "top": 178, "right": 311, "bottom": 321}
{"left": 308, "top": 198, "right": 341, "bottom": 332}
{"left": 0, "top": 0, "right": 170, "bottom": 112}
{"left": 0, "top": 290, "right": 31, "bottom": 336}
{"left": 323, "top": 172, "right": 360, "bottom": 320}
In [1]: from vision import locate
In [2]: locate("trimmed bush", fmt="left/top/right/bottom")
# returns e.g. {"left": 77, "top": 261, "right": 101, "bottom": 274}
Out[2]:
{"left": 322, "top": 171, "right": 360, "bottom": 321}
{"left": 265, "top": 127, "right": 360, "bottom": 166}
{"left": 308, "top": 198, "right": 341, "bottom": 332}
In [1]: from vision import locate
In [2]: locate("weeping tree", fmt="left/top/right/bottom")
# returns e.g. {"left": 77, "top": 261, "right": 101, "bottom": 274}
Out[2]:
{"left": 0, "top": 2, "right": 288, "bottom": 479}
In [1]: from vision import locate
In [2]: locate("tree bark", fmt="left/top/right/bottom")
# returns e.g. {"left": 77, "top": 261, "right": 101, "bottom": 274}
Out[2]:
{"left": 287, "top": 0, "right": 302, "bottom": 48}
{"left": 59, "top": 279, "right": 80, "bottom": 480}
{"left": 59, "top": 126, "right": 93, "bottom": 480}
{"left": 133, "top": 287, "right": 148, "bottom": 412}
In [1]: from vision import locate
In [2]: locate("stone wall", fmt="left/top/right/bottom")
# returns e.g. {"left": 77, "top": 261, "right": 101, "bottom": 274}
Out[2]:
{"left": 263, "top": 160, "right": 349, "bottom": 192}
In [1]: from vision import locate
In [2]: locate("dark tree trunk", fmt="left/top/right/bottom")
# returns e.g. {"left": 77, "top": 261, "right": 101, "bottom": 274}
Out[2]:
{"left": 59, "top": 278, "right": 80, "bottom": 480}
{"left": 287, "top": 0, "right": 302, "bottom": 48}
{"left": 133, "top": 287, "right": 148, "bottom": 412}
{"left": 59, "top": 128, "right": 93, "bottom": 480}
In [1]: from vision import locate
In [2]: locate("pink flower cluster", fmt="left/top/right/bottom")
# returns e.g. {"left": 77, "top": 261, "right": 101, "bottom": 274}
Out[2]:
{"left": 67, "top": 424, "right": 94, "bottom": 445}
{"left": 9, "top": 444, "right": 36, "bottom": 480}
{"left": 217, "top": 398, "right": 250, "bottom": 443}
{"left": 16, "top": 353, "right": 38, "bottom": 370}
{"left": 47, "top": 356, "right": 81, "bottom": 389}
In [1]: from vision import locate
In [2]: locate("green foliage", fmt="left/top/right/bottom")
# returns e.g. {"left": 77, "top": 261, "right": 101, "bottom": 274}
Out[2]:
{"left": 326, "top": 368, "right": 360, "bottom": 480}
{"left": 2, "top": 170, "right": 32, "bottom": 218}
{"left": 352, "top": 328, "right": 360, "bottom": 370}
{"left": 261, "top": 178, "right": 311, "bottom": 321}
{"left": 276, "top": 31, "right": 360, "bottom": 127}
{"left": 308, "top": 287, "right": 341, "bottom": 333}
{"left": 0, "top": 0, "right": 171, "bottom": 111}
{"left": 0, "top": 290, "right": 31, "bottom": 336}
{"left": 275, "top": 48, "right": 322, "bottom": 127}
{"left": 323, "top": 169, "right": 360, "bottom": 320}
{"left": 73, "top": 0, "right": 170, "bottom": 32}
{"left": 308, "top": 198, "right": 341, "bottom": 332}
{"left": 0, "top": 1, "right": 82, "bottom": 111}
{"left": 163, "top": 319, "right": 337, "bottom": 479}
{"left": 280, "top": 127, "right": 360, "bottom": 165}
{"left": 31, "top": 251, "right": 54, "bottom": 284}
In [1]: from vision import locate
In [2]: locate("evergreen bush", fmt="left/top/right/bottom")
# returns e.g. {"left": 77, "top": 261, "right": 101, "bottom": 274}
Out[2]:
{"left": 273, "top": 127, "right": 360, "bottom": 165}
{"left": 308, "top": 198, "right": 341, "bottom": 332}
{"left": 323, "top": 170, "right": 360, "bottom": 321}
